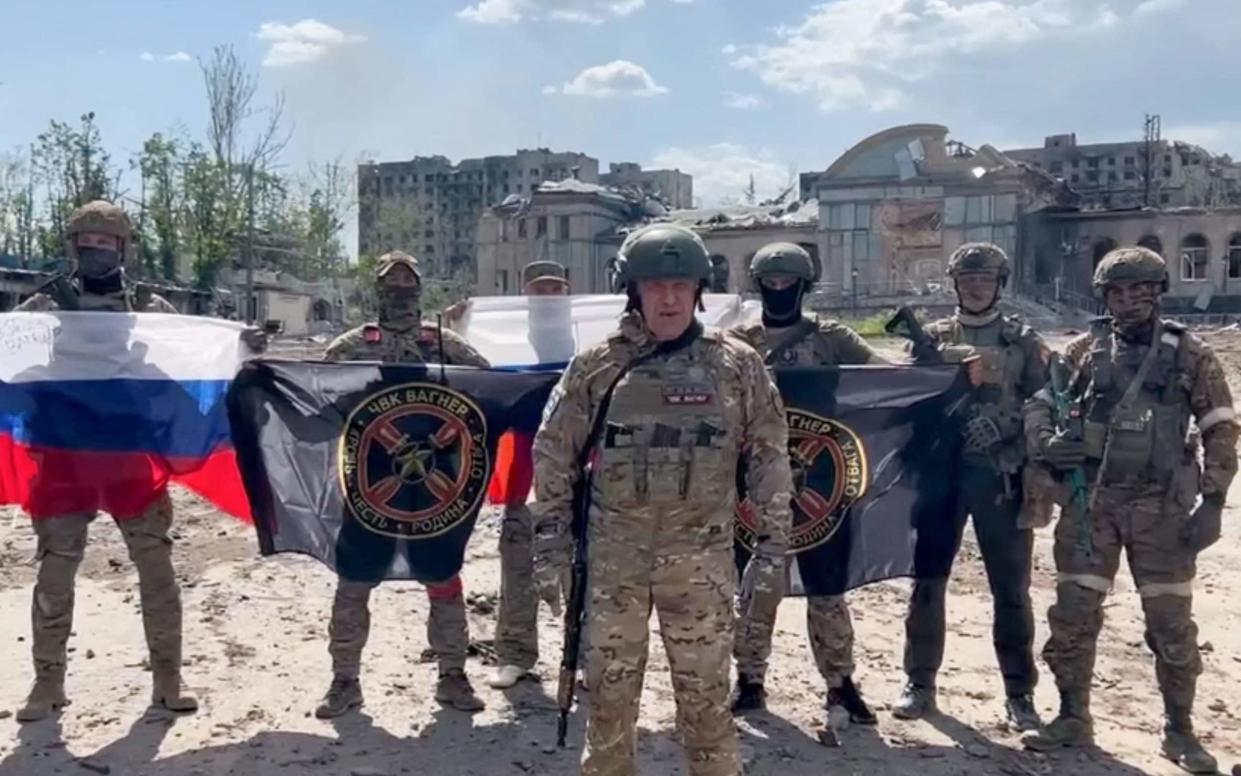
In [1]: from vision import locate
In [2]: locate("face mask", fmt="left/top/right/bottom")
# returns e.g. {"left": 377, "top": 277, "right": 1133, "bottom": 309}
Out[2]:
{"left": 1108, "top": 285, "right": 1157, "bottom": 336}
{"left": 77, "top": 246, "right": 122, "bottom": 280}
{"left": 759, "top": 281, "right": 804, "bottom": 326}
{"left": 377, "top": 286, "right": 421, "bottom": 331}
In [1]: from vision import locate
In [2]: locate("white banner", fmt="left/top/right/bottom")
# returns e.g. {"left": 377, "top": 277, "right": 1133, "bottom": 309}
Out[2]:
{"left": 449, "top": 293, "right": 759, "bottom": 368}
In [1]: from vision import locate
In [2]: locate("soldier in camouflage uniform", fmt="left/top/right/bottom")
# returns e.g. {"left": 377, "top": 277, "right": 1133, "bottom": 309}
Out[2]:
{"left": 893, "top": 242, "right": 1046, "bottom": 731}
{"left": 316, "top": 251, "right": 491, "bottom": 718}
{"left": 490, "top": 260, "right": 571, "bottom": 690}
{"left": 532, "top": 224, "right": 794, "bottom": 776}
{"left": 1022, "top": 247, "right": 1237, "bottom": 774}
{"left": 728, "top": 242, "right": 883, "bottom": 729}
{"left": 14, "top": 200, "right": 206, "bottom": 721}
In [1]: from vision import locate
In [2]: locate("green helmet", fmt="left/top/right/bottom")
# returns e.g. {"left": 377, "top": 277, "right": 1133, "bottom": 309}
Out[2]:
{"left": 616, "top": 224, "right": 711, "bottom": 286}
{"left": 1093, "top": 246, "right": 1168, "bottom": 297}
{"left": 749, "top": 242, "right": 817, "bottom": 286}
{"left": 947, "top": 242, "right": 1010, "bottom": 285}
{"left": 65, "top": 199, "right": 133, "bottom": 260}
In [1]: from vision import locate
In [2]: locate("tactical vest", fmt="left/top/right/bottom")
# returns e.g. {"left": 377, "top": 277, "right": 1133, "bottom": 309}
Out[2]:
{"left": 1080, "top": 319, "right": 1193, "bottom": 486}
{"left": 593, "top": 335, "right": 738, "bottom": 521}
{"left": 929, "top": 315, "right": 1029, "bottom": 455}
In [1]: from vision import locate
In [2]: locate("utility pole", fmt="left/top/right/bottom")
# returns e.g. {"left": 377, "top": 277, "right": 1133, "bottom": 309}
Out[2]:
{"left": 245, "top": 163, "right": 256, "bottom": 325}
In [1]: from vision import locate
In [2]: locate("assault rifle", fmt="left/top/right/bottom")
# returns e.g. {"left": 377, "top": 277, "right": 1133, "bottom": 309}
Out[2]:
{"left": 884, "top": 305, "right": 941, "bottom": 365}
{"left": 1048, "top": 353, "right": 1092, "bottom": 558}
{"left": 28, "top": 272, "right": 80, "bottom": 310}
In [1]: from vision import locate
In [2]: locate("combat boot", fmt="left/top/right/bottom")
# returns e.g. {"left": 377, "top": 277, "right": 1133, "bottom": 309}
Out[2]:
{"left": 828, "top": 676, "right": 877, "bottom": 725}
{"left": 152, "top": 671, "right": 198, "bottom": 713}
{"left": 435, "top": 670, "right": 485, "bottom": 712}
{"left": 730, "top": 674, "right": 766, "bottom": 714}
{"left": 16, "top": 674, "right": 68, "bottom": 722}
{"left": 1022, "top": 690, "right": 1093, "bottom": 751}
{"left": 1161, "top": 709, "right": 1217, "bottom": 774}
{"left": 1005, "top": 693, "right": 1041, "bottom": 732}
{"left": 315, "top": 675, "right": 363, "bottom": 719}
{"left": 892, "top": 682, "right": 936, "bottom": 720}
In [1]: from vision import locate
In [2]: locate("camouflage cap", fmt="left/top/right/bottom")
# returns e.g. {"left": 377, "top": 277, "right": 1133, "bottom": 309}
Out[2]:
{"left": 66, "top": 200, "right": 133, "bottom": 241}
{"left": 749, "top": 242, "right": 817, "bottom": 282}
{"left": 947, "top": 242, "right": 1010, "bottom": 279}
{"left": 1093, "top": 246, "right": 1168, "bottom": 294}
{"left": 376, "top": 251, "right": 422, "bottom": 281}
{"left": 522, "top": 260, "right": 568, "bottom": 287}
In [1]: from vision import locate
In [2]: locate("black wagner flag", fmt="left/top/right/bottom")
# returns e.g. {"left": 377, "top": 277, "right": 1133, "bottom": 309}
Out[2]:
{"left": 228, "top": 360, "right": 967, "bottom": 593}
{"left": 227, "top": 361, "right": 557, "bottom": 583}
{"left": 736, "top": 365, "right": 969, "bottom": 596}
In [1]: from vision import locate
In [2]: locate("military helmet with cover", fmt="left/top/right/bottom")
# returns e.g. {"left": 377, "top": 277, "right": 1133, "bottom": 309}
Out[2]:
{"left": 749, "top": 242, "right": 817, "bottom": 286}
{"left": 1092, "top": 246, "right": 1168, "bottom": 297}
{"left": 614, "top": 224, "right": 711, "bottom": 286}
{"left": 64, "top": 199, "right": 134, "bottom": 260}
{"left": 947, "top": 242, "right": 1010, "bottom": 285}
{"left": 375, "top": 250, "right": 422, "bottom": 283}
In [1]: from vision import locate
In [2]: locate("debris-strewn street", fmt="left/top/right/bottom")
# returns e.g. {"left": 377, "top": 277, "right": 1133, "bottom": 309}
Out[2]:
{"left": 0, "top": 331, "right": 1239, "bottom": 776}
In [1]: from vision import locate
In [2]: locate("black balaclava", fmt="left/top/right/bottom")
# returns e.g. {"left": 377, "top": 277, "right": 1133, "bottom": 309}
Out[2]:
{"left": 1108, "top": 284, "right": 1159, "bottom": 343}
{"left": 377, "top": 284, "right": 421, "bottom": 332}
{"left": 760, "top": 280, "right": 805, "bottom": 327}
{"left": 77, "top": 246, "right": 124, "bottom": 295}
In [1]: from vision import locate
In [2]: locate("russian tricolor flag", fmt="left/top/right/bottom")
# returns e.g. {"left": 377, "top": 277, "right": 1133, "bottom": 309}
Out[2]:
{"left": 0, "top": 312, "right": 252, "bottom": 521}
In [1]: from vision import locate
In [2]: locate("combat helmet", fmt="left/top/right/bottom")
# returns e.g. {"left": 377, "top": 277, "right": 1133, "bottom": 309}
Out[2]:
{"left": 614, "top": 224, "right": 711, "bottom": 287}
{"left": 65, "top": 200, "right": 135, "bottom": 261}
{"left": 947, "top": 242, "right": 1010, "bottom": 287}
{"left": 749, "top": 242, "right": 818, "bottom": 288}
{"left": 1092, "top": 246, "right": 1168, "bottom": 298}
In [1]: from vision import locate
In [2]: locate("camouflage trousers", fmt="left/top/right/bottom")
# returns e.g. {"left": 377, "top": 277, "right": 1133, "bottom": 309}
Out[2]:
{"left": 29, "top": 492, "right": 182, "bottom": 680}
{"left": 329, "top": 575, "right": 468, "bottom": 679}
{"left": 904, "top": 465, "right": 1037, "bottom": 696}
{"left": 1043, "top": 485, "right": 1201, "bottom": 711}
{"left": 495, "top": 504, "right": 539, "bottom": 670}
{"left": 582, "top": 545, "right": 737, "bottom": 776}
{"left": 734, "top": 555, "right": 854, "bottom": 686}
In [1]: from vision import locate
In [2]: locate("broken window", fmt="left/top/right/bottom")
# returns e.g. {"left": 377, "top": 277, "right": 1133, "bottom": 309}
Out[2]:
{"left": 1087, "top": 171, "right": 1099, "bottom": 182}
{"left": 1071, "top": 160, "right": 1080, "bottom": 169}
{"left": 518, "top": 219, "right": 527, "bottom": 238}
{"left": 517, "top": 184, "right": 523, "bottom": 193}
{"left": 965, "top": 195, "right": 992, "bottom": 225}
{"left": 498, "top": 269, "right": 508, "bottom": 293}
{"left": 1071, "top": 174, "right": 1080, "bottom": 183}
{"left": 1049, "top": 160, "right": 1064, "bottom": 174}
{"left": 1161, "top": 193, "right": 1171, "bottom": 204}
{"left": 1180, "top": 234, "right": 1209, "bottom": 281}
{"left": 1107, "top": 157, "right": 1116, "bottom": 166}
{"left": 1229, "top": 234, "right": 1241, "bottom": 279}
{"left": 1125, "top": 156, "right": 1135, "bottom": 166}
{"left": 1124, "top": 170, "right": 1136, "bottom": 181}
{"left": 559, "top": 215, "right": 570, "bottom": 239}
{"left": 1087, "top": 158, "right": 1099, "bottom": 169}
{"left": 1108, "top": 172, "right": 1118, "bottom": 183}
{"left": 531, "top": 168, "right": 540, "bottom": 177}
{"left": 425, "top": 244, "right": 435, "bottom": 254}
{"left": 537, "top": 216, "right": 547, "bottom": 237}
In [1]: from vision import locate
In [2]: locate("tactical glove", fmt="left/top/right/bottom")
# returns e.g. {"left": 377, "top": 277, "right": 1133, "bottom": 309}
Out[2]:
{"left": 1041, "top": 433, "right": 1085, "bottom": 469}
{"left": 1184, "top": 494, "right": 1224, "bottom": 553}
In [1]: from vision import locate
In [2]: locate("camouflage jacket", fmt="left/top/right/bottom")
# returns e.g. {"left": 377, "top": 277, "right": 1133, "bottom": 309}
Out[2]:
{"left": 1025, "top": 318, "right": 1238, "bottom": 499}
{"left": 324, "top": 322, "right": 489, "bottom": 366}
{"left": 16, "top": 289, "right": 178, "bottom": 313}
{"left": 730, "top": 316, "right": 886, "bottom": 367}
{"left": 532, "top": 312, "right": 793, "bottom": 561}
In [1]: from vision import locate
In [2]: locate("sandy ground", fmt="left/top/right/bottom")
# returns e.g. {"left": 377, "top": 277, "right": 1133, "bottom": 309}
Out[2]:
{"left": 1, "top": 332, "right": 1240, "bottom": 776}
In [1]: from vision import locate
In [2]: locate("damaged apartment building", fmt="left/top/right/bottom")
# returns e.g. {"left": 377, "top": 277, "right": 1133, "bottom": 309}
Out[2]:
{"left": 358, "top": 149, "right": 692, "bottom": 283}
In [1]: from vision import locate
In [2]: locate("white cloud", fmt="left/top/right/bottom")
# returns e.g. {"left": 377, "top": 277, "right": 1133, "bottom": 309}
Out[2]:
{"left": 1135, "top": 0, "right": 1188, "bottom": 15}
{"left": 651, "top": 143, "right": 789, "bottom": 206}
{"left": 164, "top": 51, "right": 192, "bottom": 63}
{"left": 257, "top": 19, "right": 366, "bottom": 67}
{"left": 729, "top": 0, "right": 1141, "bottom": 112}
{"left": 551, "top": 60, "right": 668, "bottom": 97}
{"left": 723, "top": 91, "right": 765, "bottom": 110}
{"left": 458, "top": 0, "right": 695, "bottom": 23}
{"left": 139, "top": 52, "right": 155, "bottom": 62}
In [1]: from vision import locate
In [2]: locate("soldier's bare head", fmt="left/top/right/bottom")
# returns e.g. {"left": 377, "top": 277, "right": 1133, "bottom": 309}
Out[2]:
{"left": 637, "top": 278, "right": 697, "bottom": 342}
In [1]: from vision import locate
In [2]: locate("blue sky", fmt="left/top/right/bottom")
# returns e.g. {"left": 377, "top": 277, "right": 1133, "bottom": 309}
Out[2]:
{"left": 3, "top": 0, "right": 1240, "bottom": 219}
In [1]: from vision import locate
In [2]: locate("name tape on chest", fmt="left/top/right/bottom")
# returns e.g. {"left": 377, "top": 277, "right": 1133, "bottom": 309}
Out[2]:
{"left": 662, "top": 384, "right": 715, "bottom": 406}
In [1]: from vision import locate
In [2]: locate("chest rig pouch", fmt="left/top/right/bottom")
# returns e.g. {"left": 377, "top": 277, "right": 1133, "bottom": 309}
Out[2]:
{"left": 596, "top": 355, "right": 733, "bottom": 507}
{"left": 937, "top": 317, "right": 1027, "bottom": 464}
{"left": 1084, "top": 321, "right": 1191, "bottom": 487}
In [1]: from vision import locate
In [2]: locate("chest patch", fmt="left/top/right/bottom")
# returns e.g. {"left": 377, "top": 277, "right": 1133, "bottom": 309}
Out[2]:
{"left": 663, "top": 383, "right": 715, "bottom": 406}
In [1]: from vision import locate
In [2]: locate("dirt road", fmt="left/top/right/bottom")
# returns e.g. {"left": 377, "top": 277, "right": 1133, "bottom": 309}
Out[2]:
{"left": 1, "top": 331, "right": 1239, "bottom": 775}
